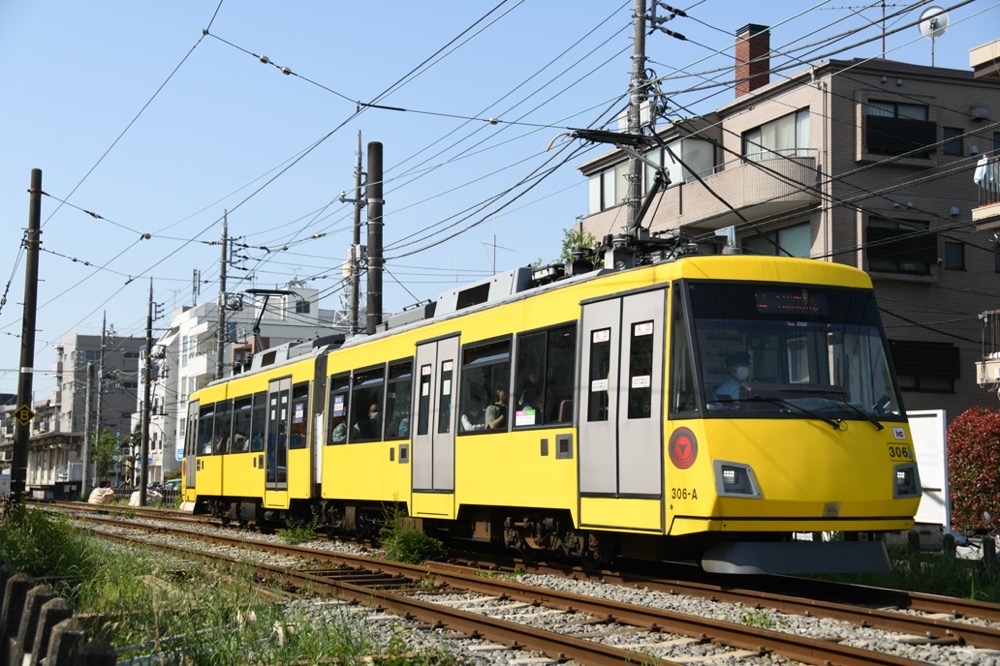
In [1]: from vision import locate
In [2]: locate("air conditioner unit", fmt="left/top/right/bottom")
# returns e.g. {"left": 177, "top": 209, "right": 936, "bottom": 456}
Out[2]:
{"left": 971, "top": 106, "right": 990, "bottom": 120}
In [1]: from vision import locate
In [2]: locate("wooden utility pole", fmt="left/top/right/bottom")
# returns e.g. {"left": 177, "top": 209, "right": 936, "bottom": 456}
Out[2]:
{"left": 11, "top": 168, "right": 42, "bottom": 505}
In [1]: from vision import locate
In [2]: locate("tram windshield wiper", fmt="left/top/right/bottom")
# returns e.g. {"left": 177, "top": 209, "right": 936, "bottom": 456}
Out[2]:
{"left": 742, "top": 395, "right": 843, "bottom": 430}
{"left": 777, "top": 388, "right": 884, "bottom": 431}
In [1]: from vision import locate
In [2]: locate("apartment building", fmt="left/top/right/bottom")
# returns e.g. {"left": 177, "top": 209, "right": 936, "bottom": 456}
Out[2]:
{"left": 579, "top": 26, "right": 1000, "bottom": 419}
{"left": 132, "top": 281, "right": 347, "bottom": 484}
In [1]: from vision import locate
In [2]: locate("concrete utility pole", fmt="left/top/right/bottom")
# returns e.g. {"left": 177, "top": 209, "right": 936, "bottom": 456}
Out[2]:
{"left": 216, "top": 211, "right": 228, "bottom": 379}
{"left": 12, "top": 168, "right": 42, "bottom": 505}
{"left": 80, "top": 362, "right": 94, "bottom": 498}
{"left": 95, "top": 310, "right": 106, "bottom": 450}
{"left": 626, "top": 0, "right": 648, "bottom": 235}
{"left": 350, "top": 131, "right": 363, "bottom": 336}
{"left": 140, "top": 279, "right": 153, "bottom": 506}
{"left": 366, "top": 142, "right": 384, "bottom": 335}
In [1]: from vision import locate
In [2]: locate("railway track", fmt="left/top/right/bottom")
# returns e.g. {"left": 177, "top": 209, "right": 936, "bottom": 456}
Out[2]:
{"left": 50, "top": 504, "right": 1000, "bottom": 665}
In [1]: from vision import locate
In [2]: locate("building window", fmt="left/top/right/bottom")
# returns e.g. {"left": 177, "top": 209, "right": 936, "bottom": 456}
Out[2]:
{"left": 742, "top": 222, "right": 811, "bottom": 257}
{"left": 295, "top": 299, "right": 311, "bottom": 314}
{"left": 587, "top": 162, "right": 630, "bottom": 214}
{"left": 889, "top": 339, "right": 958, "bottom": 393}
{"left": 943, "top": 241, "right": 965, "bottom": 270}
{"left": 994, "top": 246, "right": 1000, "bottom": 274}
{"left": 742, "top": 108, "right": 810, "bottom": 161}
{"left": 84, "top": 350, "right": 101, "bottom": 362}
{"left": 865, "top": 101, "right": 934, "bottom": 158}
{"left": 867, "top": 217, "right": 935, "bottom": 275}
{"left": 643, "top": 139, "right": 715, "bottom": 191}
{"left": 942, "top": 127, "right": 963, "bottom": 156}
{"left": 123, "top": 350, "right": 141, "bottom": 360}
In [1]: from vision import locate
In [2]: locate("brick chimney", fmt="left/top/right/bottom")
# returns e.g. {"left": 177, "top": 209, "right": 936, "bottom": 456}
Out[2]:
{"left": 735, "top": 24, "right": 770, "bottom": 97}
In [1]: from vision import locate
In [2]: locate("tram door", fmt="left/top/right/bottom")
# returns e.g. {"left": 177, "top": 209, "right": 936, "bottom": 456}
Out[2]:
{"left": 578, "top": 289, "right": 665, "bottom": 497}
{"left": 185, "top": 400, "right": 199, "bottom": 490}
{"left": 265, "top": 378, "right": 290, "bottom": 491}
{"left": 412, "top": 336, "right": 459, "bottom": 492}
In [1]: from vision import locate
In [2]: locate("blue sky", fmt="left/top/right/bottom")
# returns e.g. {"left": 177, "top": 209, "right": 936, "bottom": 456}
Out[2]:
{"left": 1, "top": 1, "right": 996, "bottom": 399}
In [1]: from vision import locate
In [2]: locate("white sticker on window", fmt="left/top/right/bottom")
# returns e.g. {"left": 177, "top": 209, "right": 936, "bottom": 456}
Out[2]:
{"left": 443, "top": 360, "right": 453, "bottom": 372}
{"left": 592, "top": 329, "right": 610, "bottom": 343}
{"left": 634, "top": 322, "right": 653, "bottom": 336}
{"left": 591, "top": 378, "right": 608, "bottom": 392}
{"left": 515, "top": 408, "right": 536, "bottom": 426}
{"left": 442, "top": 379, "right": 452, "bottom": 395}
{"left": 631, "top": 375, "right": 651, "bottom": 388}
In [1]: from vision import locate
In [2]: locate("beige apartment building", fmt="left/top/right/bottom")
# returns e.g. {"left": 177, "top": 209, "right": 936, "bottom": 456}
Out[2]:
{"left": 579, "top": 27, "right": 1000, "bottom": 420}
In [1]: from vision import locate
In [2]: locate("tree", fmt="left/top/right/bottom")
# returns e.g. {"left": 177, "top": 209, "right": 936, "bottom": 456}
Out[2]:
{"left": 559, "top": 227, "right": 597, "bottom": 265}
{"left": 947, "top": 406, "right": 1000, "bottom": 532}
{"left": 91, "top": 428, "right": 120, "bottom": 483}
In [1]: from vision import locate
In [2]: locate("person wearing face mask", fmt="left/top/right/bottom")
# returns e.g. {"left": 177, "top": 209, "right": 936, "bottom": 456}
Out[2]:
{"left": 354, "top": 401, "right": 380, "bottom": 439}
{"left": 714, "top": 351, "right": 751, "bottom": 402}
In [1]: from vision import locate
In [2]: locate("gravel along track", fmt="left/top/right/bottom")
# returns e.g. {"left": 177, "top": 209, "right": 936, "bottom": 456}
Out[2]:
{"left": 64, "top": 507, "right": 1000, "bottom": 665}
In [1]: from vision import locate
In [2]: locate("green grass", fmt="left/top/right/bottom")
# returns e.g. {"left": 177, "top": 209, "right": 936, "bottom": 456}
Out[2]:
{"left": 379, "top": 505, "right": 447, "bottom": 565}
{"left": 818, "top": 543, "right": 1000, "bottom": 602}
{"left": 280, "top": 518, "right": 319, "bottom": 545}
{"left": 0, "top": 506, "right": 458, "bottom": 664}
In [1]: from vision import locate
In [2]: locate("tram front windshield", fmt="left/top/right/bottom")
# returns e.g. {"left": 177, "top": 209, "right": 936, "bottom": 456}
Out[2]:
{"left": 687, "top": 281, "right": 904, "bottom": 421}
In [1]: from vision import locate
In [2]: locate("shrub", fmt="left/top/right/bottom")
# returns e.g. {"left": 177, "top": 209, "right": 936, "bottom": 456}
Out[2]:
{"left": 948, "top": 406, "right": 1000, "bottom": 533}
{"left": 379, "top": 506, "right": 447, "bottom": 565}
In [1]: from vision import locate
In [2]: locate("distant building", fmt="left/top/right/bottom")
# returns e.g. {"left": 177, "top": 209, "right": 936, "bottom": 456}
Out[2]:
{"left": 0, "top": 330, "right": 145, "bottom": 490}
{"left": 579, "top": 26, "right": 1000, "bottom": 420}
{"left": 132, "top": 280, "right": 347, "bottom": 483}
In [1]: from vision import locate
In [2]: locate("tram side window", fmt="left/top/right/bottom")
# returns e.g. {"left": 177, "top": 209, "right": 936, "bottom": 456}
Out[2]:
{"left": 385, "top": 360, "right": 413, "bottom": 440}
{"left": 289, "top": 383, "right": 309, "bottom": 449}
{"left": 628, "top": 321, "right": 654, "bottom": 419}
{"left": 197, "top": 405, "right": 215, "bottom": 455}
{"left": 459, "top": 339, "right": 511, "bottom": 433}
{"left": 417, "top": 365, "right": 431, "bottom": 436}
{"left": 438, "top": 360, "right": 454, "bottom": 434}
{"left": 513, "top": 324, "right": 576, "bottom": 428}
{"left": 185, "top": 413, "right": 197, "bottom": 457}
{"left": 250, "top": 391, "right": 266, "bottom": 452}
{"left": 351, "top": 367, "right": 385, "bottom": 442}
{"left": 587, "top": 329, "right": 612, "bottom": 422}
{"left": 231, "top": 397, "right": 253, "bottom": 453}
{"left": 669, "top": 289, "right": 698, "bottom": 416}
{"left": 214, "top": 402, "right": 232, "bottom": 455}
{"left": 327, "top": 375, "right": 350, "bottom": 445}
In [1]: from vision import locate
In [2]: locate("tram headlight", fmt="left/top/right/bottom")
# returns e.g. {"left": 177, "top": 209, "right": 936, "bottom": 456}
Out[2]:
{"left": 893, "top": 462, "right": 920, "bottom": 498}
{"left": 714, "top": 461, "right": 761, "bottom": 498}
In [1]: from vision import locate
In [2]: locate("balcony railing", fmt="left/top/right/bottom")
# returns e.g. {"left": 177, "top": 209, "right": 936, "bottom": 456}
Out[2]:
{"left": 976, "top": 154, "right": 1000, "bottom": 207}
{"left": 977, "top": 308, "right": 1000, "bottom": 386}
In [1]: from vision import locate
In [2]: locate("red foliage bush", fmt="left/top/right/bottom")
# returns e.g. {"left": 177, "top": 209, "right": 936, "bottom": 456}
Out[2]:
{"left": 948, "top": 406, "right": 1000, "bottom": 532}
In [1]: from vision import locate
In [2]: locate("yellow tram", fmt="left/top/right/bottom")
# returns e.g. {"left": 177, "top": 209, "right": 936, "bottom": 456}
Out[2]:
{"left": 182, "top": 253, "right": 920, "bottom": 574}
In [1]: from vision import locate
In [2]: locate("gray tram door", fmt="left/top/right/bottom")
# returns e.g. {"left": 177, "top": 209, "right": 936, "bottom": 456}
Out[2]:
{"left": 412, "top": 336, "right": 459, "bottom": 492}
{"left": 578, "top": 289, "right": 665, "bottom": 497}
{"left": 265, "top": 378, "right": 290, "bottom": 490}
{"left": 185, "top": 400, "right": 199, "bottom": 489}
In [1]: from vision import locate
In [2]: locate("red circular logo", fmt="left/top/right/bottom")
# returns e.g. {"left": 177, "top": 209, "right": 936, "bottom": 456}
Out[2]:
{"left": 669, "top": 427, "right": 698, "bottom": 470}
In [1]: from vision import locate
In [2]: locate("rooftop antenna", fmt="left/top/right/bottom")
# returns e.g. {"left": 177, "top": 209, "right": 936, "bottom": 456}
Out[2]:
{"left": 918, "top": 6, "right": 949, "bottom": 67}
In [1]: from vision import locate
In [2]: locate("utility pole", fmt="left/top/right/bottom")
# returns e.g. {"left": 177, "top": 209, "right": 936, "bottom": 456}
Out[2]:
{"left": 95, "top": 310, "right": 106, "bottom": 452}
{"left": 366, "top": 142, "right": 383, "bottom": 335}
{"left": 626, "top": 0, "right": 648, "bottom": 236}
{"left": 350, "top": 132, "right": 363, "bottom": 335}
{"left": 80, "top": 362, "right": 94, "bottom": 498}
{"left": 140, "top": 279, "right": 153, "bottom": 506}
{"left": 11, "top": 169, "right": 42, "bottom": 505}
{"left": 216, "top": 211, "right": 228, "bottom": 379}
